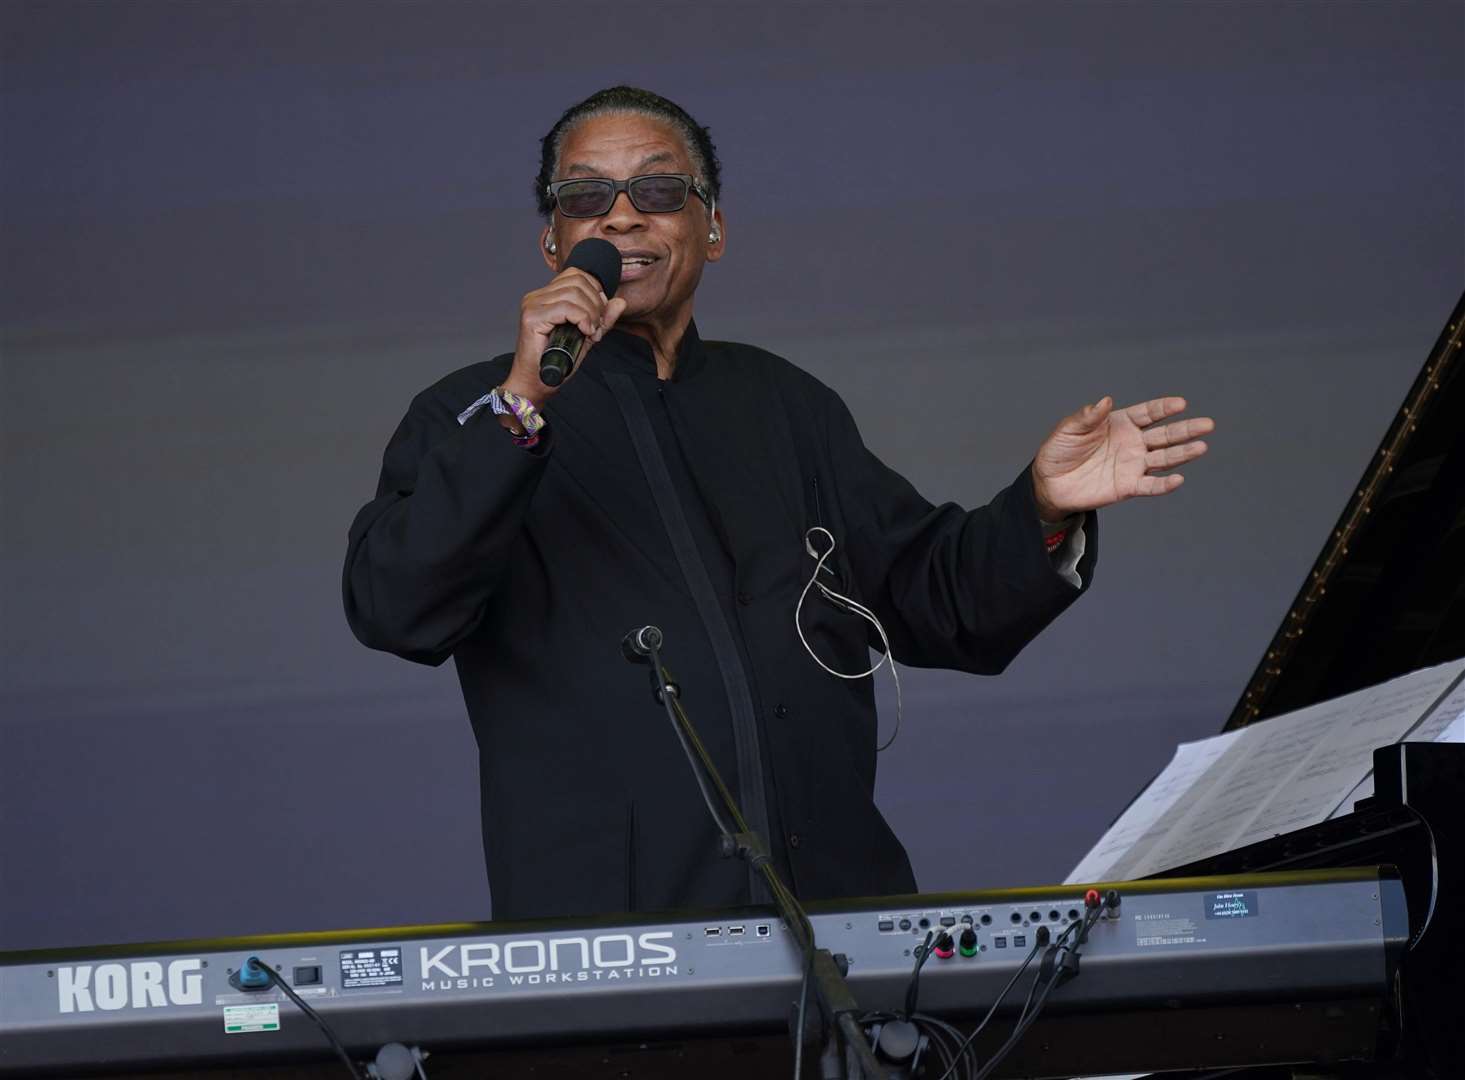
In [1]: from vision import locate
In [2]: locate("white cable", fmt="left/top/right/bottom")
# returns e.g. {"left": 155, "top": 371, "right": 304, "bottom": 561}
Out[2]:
{"left": 794, "top": 527, "right": 903, "bottom": 751}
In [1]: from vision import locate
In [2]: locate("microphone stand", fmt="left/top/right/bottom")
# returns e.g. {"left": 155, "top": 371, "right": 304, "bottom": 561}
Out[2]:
{"left": 628, "top": 629, "right": 884, "bottom": 1080}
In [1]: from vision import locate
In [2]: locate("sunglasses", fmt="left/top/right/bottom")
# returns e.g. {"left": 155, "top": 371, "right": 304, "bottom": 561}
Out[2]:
{"left": 545, "top": 173, "right": 712, "bottom": 218}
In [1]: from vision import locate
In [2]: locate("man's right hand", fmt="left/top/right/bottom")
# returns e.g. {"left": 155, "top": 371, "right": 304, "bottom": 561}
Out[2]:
{"left": 500, "top": 268, "right": 629, "bottom": 407}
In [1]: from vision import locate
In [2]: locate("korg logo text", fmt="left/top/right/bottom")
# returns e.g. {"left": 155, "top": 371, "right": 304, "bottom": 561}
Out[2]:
{"left": 57, "top": 960, "right": 204, "bottom": 1013}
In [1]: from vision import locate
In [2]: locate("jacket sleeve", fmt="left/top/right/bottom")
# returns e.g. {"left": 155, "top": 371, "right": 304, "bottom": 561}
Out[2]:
{"left": 821, "top": 391, "right": 1097, "bottom": 675}
{"left": 342, "top": 383, "right": 552, "bottom": 666}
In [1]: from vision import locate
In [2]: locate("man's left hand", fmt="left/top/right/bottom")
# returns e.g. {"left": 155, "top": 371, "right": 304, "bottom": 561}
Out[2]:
{"left": 1031, "top": 396, "right": 1214, "bottom": 521}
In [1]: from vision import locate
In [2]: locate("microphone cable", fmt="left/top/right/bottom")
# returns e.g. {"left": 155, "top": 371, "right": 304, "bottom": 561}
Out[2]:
{"left": 792, "top": 942, "right": 814, "bottom": 1080}
{"left": 903, "top": 929, "right": 936, "bottom": 1018}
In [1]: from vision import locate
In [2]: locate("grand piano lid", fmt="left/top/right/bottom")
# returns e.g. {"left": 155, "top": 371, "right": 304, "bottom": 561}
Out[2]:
{"left": 1227, "top": 289, "right": 1465, "bottom": 730}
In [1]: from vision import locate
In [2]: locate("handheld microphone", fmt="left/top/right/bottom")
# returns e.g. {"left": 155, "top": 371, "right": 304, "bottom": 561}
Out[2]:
{"left": 621, "top": 624, "right": 664, "bottom": 663}
{"left": 539, "top": 238, "right": 623, "bottom": 388}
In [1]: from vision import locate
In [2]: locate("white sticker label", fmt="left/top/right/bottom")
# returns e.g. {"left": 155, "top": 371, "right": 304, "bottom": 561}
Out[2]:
{"left": 223, "top": 1002, "right": 279, "bottom": 1033}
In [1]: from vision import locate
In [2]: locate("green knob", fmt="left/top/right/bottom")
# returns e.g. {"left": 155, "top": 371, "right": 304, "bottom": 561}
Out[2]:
{"left": 959, "top": 928, "right": 978, "bottom": 957}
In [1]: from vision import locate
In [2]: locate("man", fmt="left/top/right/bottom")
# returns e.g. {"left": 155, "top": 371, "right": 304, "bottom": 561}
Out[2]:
{"left": 343, "top": 87, "right": 1211, "bottom": 921}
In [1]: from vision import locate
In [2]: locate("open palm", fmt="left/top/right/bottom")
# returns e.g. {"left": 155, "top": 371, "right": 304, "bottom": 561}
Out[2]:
{"left": 1032, "top": 396, "right": 1213, "bottom": 520}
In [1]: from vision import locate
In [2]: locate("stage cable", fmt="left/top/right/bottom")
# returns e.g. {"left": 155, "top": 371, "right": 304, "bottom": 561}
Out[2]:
{"left": 242, "top": 957, "right": 365, "bottom": 1080}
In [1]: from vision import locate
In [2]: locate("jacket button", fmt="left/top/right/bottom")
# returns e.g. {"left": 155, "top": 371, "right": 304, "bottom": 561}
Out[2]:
{"left": 788, "top": 833, "right": 801, "bottom": 849}
{"left": 736, "top": 591, "right": 752, "bottom": 605}
{"left": 775, "top": 703, "right": 789, "bottom": 718}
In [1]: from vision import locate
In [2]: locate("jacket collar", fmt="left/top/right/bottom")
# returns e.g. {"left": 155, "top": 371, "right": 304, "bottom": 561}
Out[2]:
{"left": 592, "top": 320, "right": 707, "bottom": 383}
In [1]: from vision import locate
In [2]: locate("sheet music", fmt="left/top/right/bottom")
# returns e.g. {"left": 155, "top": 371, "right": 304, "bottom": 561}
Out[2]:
{"left": 1063, "top": 729, "right": 1243, "bottom": 884}
{"left": 1068, "top": 657, "right": 1465, "bottom": 883}
{"left": 1407, "top": 675, "right": 1465, "bottom": 742}
{"left": 1325, "top": 668, "right": 1465, "bottom": 816}
{"left": 1227, "top": 664, "right": 1461, "bottom": 846}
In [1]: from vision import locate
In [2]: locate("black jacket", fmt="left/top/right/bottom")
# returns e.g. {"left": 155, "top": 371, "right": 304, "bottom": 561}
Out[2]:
{"left": 343, "top": 324, "right": 1096, "bottom": 920}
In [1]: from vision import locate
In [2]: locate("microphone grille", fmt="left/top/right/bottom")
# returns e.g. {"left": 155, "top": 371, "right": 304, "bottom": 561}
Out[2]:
{"left": 565, "top": 237, "right": 623, "bottom": 298}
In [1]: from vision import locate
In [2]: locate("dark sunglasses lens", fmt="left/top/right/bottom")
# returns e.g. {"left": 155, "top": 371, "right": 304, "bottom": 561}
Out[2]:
{"left": 629, "top": 176, "right": 688, "bottom": 212}
{"left": 556, "top": 180, "right": 614, "bottom": 217}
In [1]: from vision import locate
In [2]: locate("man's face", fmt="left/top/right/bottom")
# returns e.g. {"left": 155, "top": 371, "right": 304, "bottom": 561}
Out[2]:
{"left": 542, "top": 112, "right": 724, "bottom": 328}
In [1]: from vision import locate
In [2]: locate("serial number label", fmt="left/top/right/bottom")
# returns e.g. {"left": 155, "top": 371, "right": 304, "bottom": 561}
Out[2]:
{"left": 339, "top": 947, "right": 403, "bottom": 989}
{"left": 1135, "top": 914, "right": 1202, "bottom": 947}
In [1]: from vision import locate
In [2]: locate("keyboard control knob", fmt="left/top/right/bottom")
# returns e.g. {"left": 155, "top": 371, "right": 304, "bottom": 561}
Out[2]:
{"left": 959, "top": 928, "right": 978, "bottom": 957}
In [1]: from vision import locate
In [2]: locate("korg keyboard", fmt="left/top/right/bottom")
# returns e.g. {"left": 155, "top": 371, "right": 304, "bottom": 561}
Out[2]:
{"left": 0, "top": 868, "right": 1407, "bottom": 1078}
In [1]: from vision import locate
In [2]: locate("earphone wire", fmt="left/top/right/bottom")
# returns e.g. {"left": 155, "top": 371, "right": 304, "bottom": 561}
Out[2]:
{"left": 795, "top": 526, "right": 903, "bottom": 751}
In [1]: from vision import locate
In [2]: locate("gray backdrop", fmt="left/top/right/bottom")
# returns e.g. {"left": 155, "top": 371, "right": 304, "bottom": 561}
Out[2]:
{"left": 3, "top": 1, "right": 1462, "bottom": 950}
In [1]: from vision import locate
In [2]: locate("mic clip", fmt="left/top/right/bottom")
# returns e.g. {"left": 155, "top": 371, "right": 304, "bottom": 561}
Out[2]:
{"left": 649, "top": 669, "right": 681, "bottom": 705}
{"left": 621, "top": 624, "right": 664, "bottom": 663}
{"left": 719, "top": 830, "right": 770, "bottom": 867}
